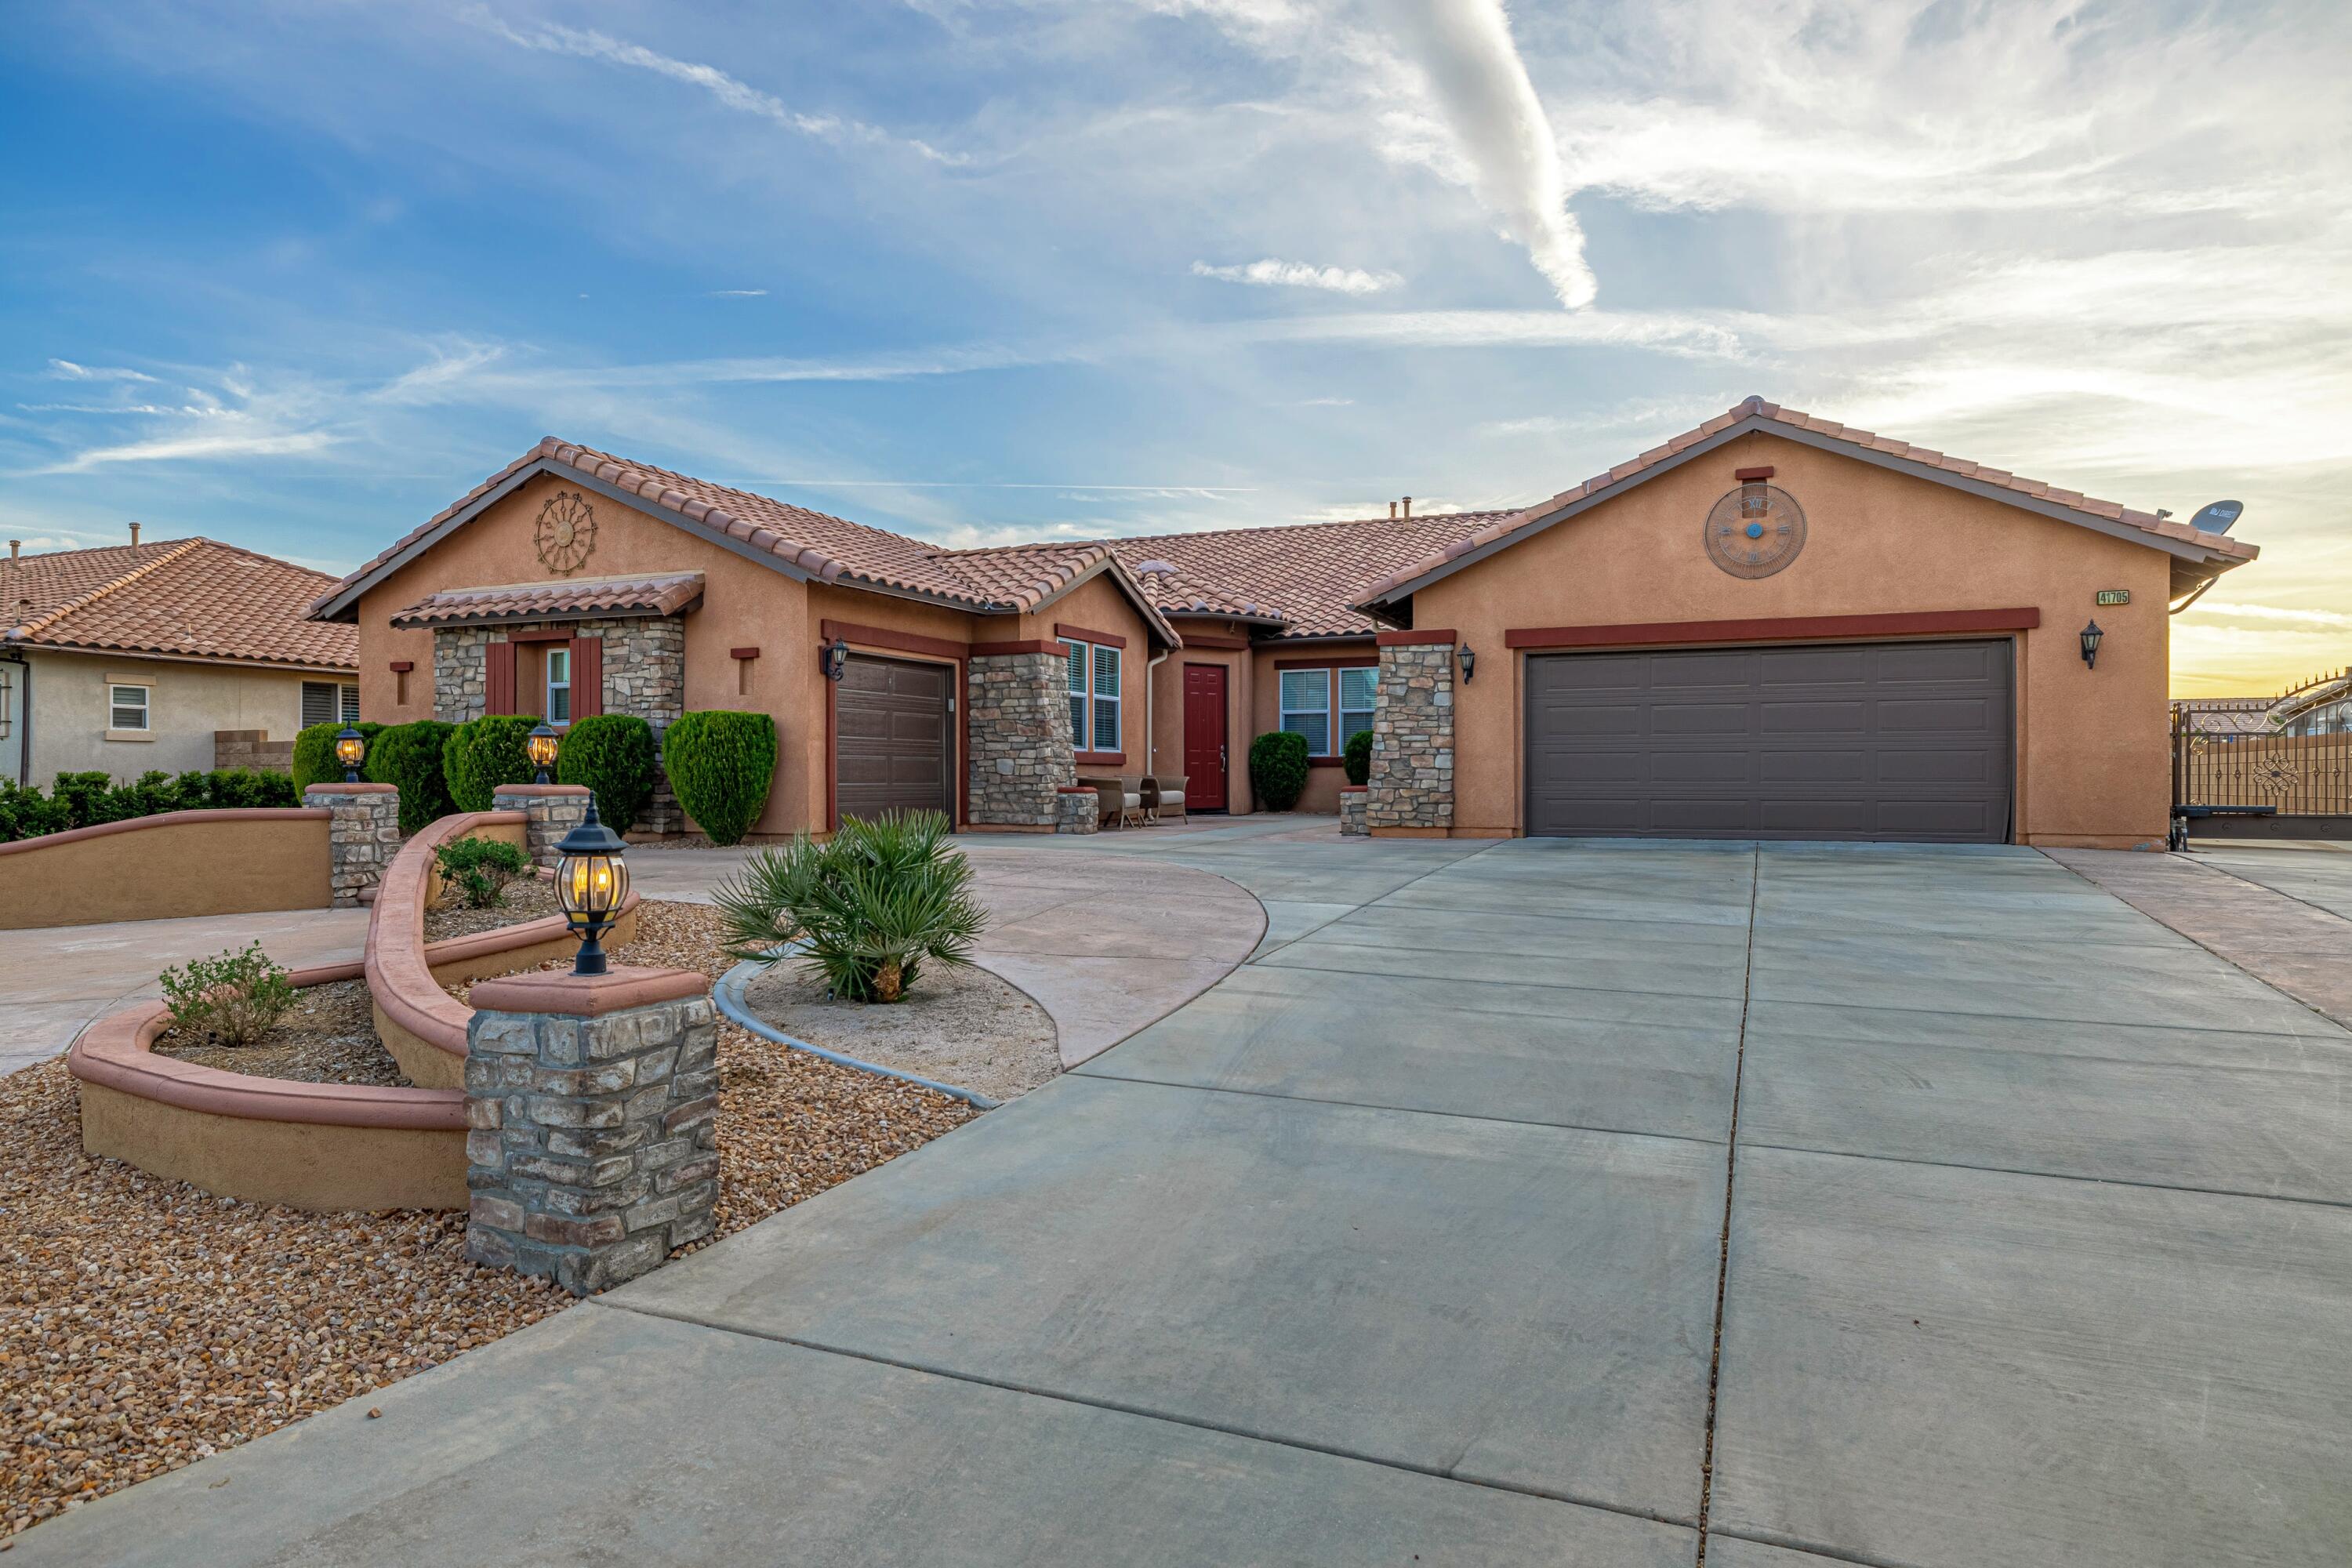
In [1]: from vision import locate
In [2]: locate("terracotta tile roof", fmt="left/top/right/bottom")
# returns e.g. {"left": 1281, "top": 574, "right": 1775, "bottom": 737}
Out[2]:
{"left": 1101, "top": 511, "right": 1515, "bottom": 639}
{"left": 2, "top": 538, "right": 357, "bottom": 670}
{"left": 390, "top": 572, "right": 706, "bottom": 629}
{"left": 1353, "top": 396, "right": 2260, "bottom": 612}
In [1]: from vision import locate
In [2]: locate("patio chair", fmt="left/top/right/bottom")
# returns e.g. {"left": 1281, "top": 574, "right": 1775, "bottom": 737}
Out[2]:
{"left": 1144, "top": 774, "right": 1189, "bottom": 824}
{"left": 1075, "top": 775, "right": 1145, "bottom": 830}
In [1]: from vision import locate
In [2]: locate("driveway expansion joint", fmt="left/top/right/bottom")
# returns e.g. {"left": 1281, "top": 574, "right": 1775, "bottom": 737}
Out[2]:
{"left": 1693, "top": 848, "right": 1761, "bottom": 1565}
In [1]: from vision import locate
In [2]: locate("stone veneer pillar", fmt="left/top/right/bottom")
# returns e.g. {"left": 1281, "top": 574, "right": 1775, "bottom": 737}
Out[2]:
{"left": 1366, "top": 639, "right": 1455, "bottom": 833}
{"left": 492, "top": 783, "right": 591, "bottom": 866}
{"left": 304, "top": 782, "right": 401, "bottom": 906}
{"left": 1338, "top": 785, "right": 1368, "bottom": 836}
{"left": 463, "top": 965, "right": 720, "bottom": 1296}
{"left": 1054, "top": 786, "right": 1100, "bottom": 834}
{"left": 967, "top": 650, "right": 1076, "bottom": 827}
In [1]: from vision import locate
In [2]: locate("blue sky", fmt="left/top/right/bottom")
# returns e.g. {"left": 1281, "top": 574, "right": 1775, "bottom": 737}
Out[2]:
{"left": 3, "top": 0, "right": 2347, "bottom": 693}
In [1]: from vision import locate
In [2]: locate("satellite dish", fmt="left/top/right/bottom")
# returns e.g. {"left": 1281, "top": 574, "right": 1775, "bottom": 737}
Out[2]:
{"left": 2190, "top": 499, "right": 2244, "bottom": 535}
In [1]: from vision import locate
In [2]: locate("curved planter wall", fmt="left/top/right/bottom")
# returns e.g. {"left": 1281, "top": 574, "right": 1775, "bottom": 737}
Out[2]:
{"left": 0, "top": 808, "right": 332, "bottom": 930}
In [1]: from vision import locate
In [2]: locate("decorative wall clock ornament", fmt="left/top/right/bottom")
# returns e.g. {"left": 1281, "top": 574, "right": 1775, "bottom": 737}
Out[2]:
{"left": 1704, "top": 481, "right": 1806, "bottom": 579}
{"left": 535, "top": 492, "right": 598, "bottom": 574}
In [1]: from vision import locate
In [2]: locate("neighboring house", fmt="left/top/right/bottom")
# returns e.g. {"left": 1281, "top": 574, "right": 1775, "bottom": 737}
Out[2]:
{"left": 2177, "top": 669, "right": 2352, "bottom": 736}
{"left": 308, "top": 396, "right": 2256, "bottom": 848}
{"left": 1, "top": 533, "right": 360, "bottom": 786}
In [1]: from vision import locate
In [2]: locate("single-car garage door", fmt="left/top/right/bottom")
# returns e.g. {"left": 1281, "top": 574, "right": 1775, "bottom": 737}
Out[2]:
{"left": 1525, "top": 639, "right": 2013, "bottom": 841}
{"left": 836, "top": 654, "right": 953, "bottom": 824}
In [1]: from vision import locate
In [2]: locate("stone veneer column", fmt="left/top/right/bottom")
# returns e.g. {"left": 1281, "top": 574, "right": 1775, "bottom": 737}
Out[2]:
{"left": 304, "top": 782, "right": 401, "bottom": 906}
{"left": 463, "top": 965, "right": 719, "bottom": 1296}
{"left": 1366, "top": 640, "right": 1455, "bottom": 832}
{"left": 967, "top": 650, "right": 1076, "bottom": 827}
{"left": 1338, "top": 785, "right": 1368, "bottom": 836}
{"left": 492, "top": 783, "right": 590, "bottom": 866}
{"left": 1054, "top": 786, "right": 1100, "bottom": 833}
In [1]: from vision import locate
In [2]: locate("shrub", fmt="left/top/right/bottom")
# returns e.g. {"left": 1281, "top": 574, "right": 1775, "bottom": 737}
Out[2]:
{"left": 158, "top": 941, "right": 296, "bottom": 1046}
{"left": 367, "top": 720, "right": 457, "bottom": 833}
{"left": 664, "top": 710, "right": 776, "bottom": 846}
{"left": 51, "top": 771, "right": 122, "bottom": 829}
{"left": 1249, "top": 731, "right": 1311, "bottom": 811}
{"left": 0, "top": 769, "right": 296, "bottom": 842}
{"left": 292, "top": 720, "right": 385, "bottom": 792}
{"left": 1343, "top": 728, "right": 1374, "bottom": 787}
{"left": 442, "top": 714, "right": 543, "bottom": 813}
{"left": 434, "top": 835, "right": 532, "bottom": 908}
{"left": 0, "top": 779, "right": 67, "bottom": 842}
{"left": 714, "top": 810, "right": 984, "bottom": 1003}
{"left": 556, "top": 714, "right": 659, "bottom": 833}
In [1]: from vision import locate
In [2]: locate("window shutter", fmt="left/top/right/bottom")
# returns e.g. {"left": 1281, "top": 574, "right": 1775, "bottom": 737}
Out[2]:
{"left": 485, "top": 641, "right": 517, "bottom": 716}
{"left": 569, "top": 636, "right": 604, "bottom": 719}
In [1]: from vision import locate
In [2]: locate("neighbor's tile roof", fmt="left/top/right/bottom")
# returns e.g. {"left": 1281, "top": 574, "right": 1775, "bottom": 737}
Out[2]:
{"left": 2, "top": 538, "right": 357, "bottom": 670}
{"left": 1353, "top": 395, "right": 2260, "bottom": 609}
{"left": 390, "top": 572, "right": 707, "bottom": 629}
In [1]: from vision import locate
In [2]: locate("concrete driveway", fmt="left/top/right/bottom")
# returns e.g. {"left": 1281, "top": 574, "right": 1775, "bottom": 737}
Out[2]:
{"left": 24, "top": 836, "right": 2352, "bottom": 1566}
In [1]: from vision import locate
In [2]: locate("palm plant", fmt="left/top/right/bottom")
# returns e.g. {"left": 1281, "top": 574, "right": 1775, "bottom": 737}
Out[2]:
{"left": 713, "top": 810, "right": 986, "bottom": 1003}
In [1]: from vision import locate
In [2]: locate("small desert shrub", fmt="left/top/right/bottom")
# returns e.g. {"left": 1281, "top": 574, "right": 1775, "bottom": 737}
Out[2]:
{"left": 556, "top": 714, "right": 659, "bottom": 833}
{"left": 442, "top": 714, "right": 543, "bottom": 813}
{"left": 1343, "top": 728, "right": 1374, "bottom": 786}
{"left": 714, "top": 809, "right": 985, "bottom": 1003}
{"left": 1250, "top": 731, "right": 1311, "bottom": 811}
{"left": 292, "top": 720, "right": 386, "bottom": 792}
{"left": 367, "top": 720, "right": 457, "bottom": 833}
{"left": 434, "top": 834, "right": 532, "bottom": 908}
{"left": 664, "top": 710, "right": 776, "bottom": 846}
{"left": 158, "top": 942, "right": 296, "bottom": 1046}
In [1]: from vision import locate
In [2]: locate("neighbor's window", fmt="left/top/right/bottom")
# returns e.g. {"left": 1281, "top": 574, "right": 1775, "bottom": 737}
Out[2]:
{"left": 1063, "top": 639, "right": 1087, "bottom": 746}
{"left": 111, "top": 684, "right": 151, "bottom": 732}
{"left": 546, "top": 646, "right": 572, "bottom": 725}
{"left": 0, "top": 666, "right": 11, "bottom": 740}
{"left": 1061, "top": 639, "right": 1122, "bottom": 752}
{"left": 1339, "top": 666, "right": 1377, "bottom": 747}
{"left": 302, "top": 681, "right": 360, "bottom": 728}
{"left": 1279, "top": 669, "right": 1331, "bottom": 756}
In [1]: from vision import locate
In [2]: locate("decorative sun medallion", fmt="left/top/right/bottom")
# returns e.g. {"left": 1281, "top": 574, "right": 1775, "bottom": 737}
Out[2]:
{"left": 534, "top": 492, "right": 597, "bottom": 575}
{"left": 1704, "top": 482, "right": 1806, "bottom": 579}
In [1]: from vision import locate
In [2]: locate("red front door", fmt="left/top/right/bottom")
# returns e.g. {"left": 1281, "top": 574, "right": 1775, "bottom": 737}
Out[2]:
{"left": 1183, "top": 664, "right": 1229, "bottom": 811}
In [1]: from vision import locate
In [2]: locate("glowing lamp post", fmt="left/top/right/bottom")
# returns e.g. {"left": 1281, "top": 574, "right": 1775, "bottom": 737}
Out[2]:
{"left": 554, "top": 798, "right": 630, "bottom": 976}
{"left": 334, "top": 725, "right": 367, "bottom": 782}
{"left": 527, "top": 722, "right": 561, "bottom": 785}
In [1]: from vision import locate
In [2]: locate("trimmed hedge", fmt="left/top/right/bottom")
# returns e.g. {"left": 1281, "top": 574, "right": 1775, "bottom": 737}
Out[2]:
{"left": 292, "top": 720, "right": 385, "bottom": 791}
{"left": 1343, "top": 728, "right": 1374, "bottom": 787}
{"left": 366, "top": 720, "right": 458, "bottom": 834}
{"left": 0, "top": 768, "right": 299, "bottom": 843}
{"left": 443, "top": 714, "right": 543, "bottom": 814}
{"left": 663, "top": 710, "right": 776, "bottom": 846}
{"left": 1250, "top": 731, "right": 1311, "bottom": 812}
{"left": 555, "top": 714, "right": 659, "bottom": 833}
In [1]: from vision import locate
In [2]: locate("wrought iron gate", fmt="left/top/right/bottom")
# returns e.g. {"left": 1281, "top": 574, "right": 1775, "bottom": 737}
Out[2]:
{"left": 2172, "top": 669, "right": 2352, "bottom": 841}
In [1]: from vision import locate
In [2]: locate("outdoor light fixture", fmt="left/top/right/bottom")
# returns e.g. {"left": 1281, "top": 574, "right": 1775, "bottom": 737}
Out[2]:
{"left": 1457, "top": 642, "right": 1477, "bottom": 684}
{"left": 527, "top": 722, "right": 560, "bottom": 784}
{"left": 2080, "top": 620, "right": 2104, "bottom": 670}
{"left": 554, "top": 797, "right": 630, "bottom": 977}
{"left": 333, "top": 725, "right": 366, "bottom": 782}
{"left": 822, "top": 637, "right": 851, "bottom": 682}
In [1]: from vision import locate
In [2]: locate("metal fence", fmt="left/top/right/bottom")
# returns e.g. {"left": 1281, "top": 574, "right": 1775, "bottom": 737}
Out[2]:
{"left": 2172, "top": 671, "right": 2352, "bottom": 837}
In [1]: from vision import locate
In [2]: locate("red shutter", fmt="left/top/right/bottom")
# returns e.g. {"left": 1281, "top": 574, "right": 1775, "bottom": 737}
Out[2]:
{"left": 569, "top": 636, "right": 603, "bottom": 719}
{"left": 485, "top": 641, "right": 517, "bottom": 716}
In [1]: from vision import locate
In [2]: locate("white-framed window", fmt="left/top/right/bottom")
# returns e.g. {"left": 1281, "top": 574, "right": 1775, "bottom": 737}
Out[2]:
{"left": 546, "top": 646, "right": 572, "bottom": 725}
{"left": 302, "top": 681, "right": 360, "bottom": 728}
{"left": 1279, "top": 669, "right": 1331, "bottom": 756}
{"left": 0, "top": 664, "right": 12, "bottom": 741}
{"left": 110, "top": 683, "right": 151, "bottom": 732}
{"left": 1339, "top": 665, "right": 1377, "bottom": 747}
{"left": 1062, "top": 639, "right": 1123, "bottom": 752}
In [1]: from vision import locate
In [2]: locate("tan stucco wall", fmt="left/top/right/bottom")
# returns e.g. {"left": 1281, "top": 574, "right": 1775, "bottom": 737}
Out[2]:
{"left": 1407, "top": 432, "right": 2175, "bottom": 847}
{"left": 1246, "top": 639, "right": 1377, "bottom": 815}
{"left": 0, "top": 811, "right": 332, "bottom": 929}
{"left": 1148, "top": 621, "right": 1258, "bottom": 812}
{"left": 16, "top": 647, "right": 337, "bottom": 783}
{"left": 1024, "top": 572, "right": 1156, "bottom": 768}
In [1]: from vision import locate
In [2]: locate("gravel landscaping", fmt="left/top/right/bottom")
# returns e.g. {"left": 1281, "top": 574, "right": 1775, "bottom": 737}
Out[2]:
{"left": 742, "top": 958, "right": 1063, "bottom": 1102}
{"left": 0, "top": 898, "right": 977, "bottom": 1540}
{"left": 152, "top": 979, "right": 407, "bottom": 1089}
{"left": 420, "top": 872, "right": 561, "bottom": 944}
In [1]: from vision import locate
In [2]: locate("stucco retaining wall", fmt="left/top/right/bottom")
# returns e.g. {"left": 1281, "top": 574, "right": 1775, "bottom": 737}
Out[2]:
{"left": 0, "top": 808, "right": 332, "bottom": 930}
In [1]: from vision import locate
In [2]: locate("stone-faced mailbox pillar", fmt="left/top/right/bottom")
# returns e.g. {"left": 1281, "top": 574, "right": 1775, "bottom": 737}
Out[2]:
{"left": 304, "top": 781, "right": 401, "bottom": 907}
{"left": 463, "top": 966, "right": 719, "bottom": 1296}
{"left": 492, "top": 782, "right": 592, "bottom": 867}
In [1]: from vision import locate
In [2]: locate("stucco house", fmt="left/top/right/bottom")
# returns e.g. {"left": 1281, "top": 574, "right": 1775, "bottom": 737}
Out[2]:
{"left": 307, "top": 397, "right": 2256, "bottom": 848}
{"left": 2, "top": 533, "right": 360, "bottom": 786}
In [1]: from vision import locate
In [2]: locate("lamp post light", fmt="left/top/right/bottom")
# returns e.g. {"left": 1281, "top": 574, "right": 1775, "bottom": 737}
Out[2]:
{"left": 333, "top": 725, "right": 367, "bottom": 783}
{"left": 527, "top": 722, "right": 560, "bottom": 785}
{"left": 2080, "top": 620, "right": 2104, "bottom": 670}
{"left": 554, "top": 797, "right": 630, "bottom": 976}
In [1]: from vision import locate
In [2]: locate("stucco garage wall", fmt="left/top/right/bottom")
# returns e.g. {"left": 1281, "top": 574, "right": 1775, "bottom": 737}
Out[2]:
{"left": 1406, "top": 432, "right": 2173, "bottom": 848}
{"left": 20, "top": 647, "right": 325, "bottom": 782}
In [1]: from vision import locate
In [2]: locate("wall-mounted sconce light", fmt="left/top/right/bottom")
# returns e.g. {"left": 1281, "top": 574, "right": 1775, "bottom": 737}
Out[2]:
{"left": 1456, "top": 642, "right": 1476, "bottom": 684}
{"left": 822, "top": 637, "right": 850, "bottom": 682}
{"left": 2080, "top": 620, "right": 2103, "bottom": 670}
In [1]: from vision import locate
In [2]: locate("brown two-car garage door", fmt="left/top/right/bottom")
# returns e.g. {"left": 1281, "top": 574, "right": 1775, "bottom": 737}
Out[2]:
{"left": 836, "top": 654, "right": 953, "bottom": 824}
{"left": 1525, "top": 639, "right": 2013, "bottom": 841}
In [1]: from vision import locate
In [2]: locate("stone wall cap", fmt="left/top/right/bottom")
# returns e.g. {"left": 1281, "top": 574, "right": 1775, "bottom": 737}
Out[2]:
{"left": 471, "top": 965, "right": 710, "bottom": 1017}
{"left": 304, "top": 782, "right": 398, "bottom": 795}
{"left": 492, "top": 784, "right": 593, "bottom": 799}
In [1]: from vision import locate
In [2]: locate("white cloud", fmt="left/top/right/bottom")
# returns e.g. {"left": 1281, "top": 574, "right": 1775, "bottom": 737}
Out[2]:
{"left": 710, "top": 289, "right": 769, "bottom": 297}
{"left": 35, "top": 430, "right": 339, "bottom": 474}
{"left": 1191, "top": 258, "right": 1401, "bottom": 295}
{"left": 2186, "top": 603, "right": 2352, "bottom": 630}
{"left": 46, "top": 359, "right": 155, "bottom": 383}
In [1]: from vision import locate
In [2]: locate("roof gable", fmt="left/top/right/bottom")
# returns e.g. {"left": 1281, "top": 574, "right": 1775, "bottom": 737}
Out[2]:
{"left": 4, "top": 538, "right": 356, "bottom": 670}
